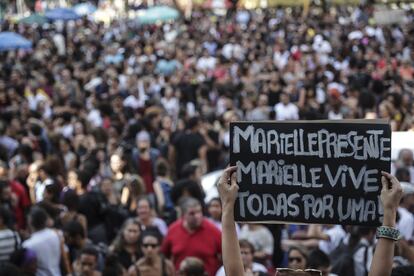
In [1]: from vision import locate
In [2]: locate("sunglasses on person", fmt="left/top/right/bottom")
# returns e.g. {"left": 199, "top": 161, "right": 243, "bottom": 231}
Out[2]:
{"left": 276, "top": 268, "right": 322, "bottom": 276}
{"left": 288, "top": 257, "right": 304, "bottom": 263}
{"left": 142, "top": 243, "right": 159, "bottom": 248}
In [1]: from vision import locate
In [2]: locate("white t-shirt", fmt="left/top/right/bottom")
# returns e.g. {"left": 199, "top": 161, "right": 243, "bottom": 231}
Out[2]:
{"left": 196, "top": 56, "right": 216, "bottom": 71}
{"left": 215, "top": 262, "right": 267, "bottom": 276}
{"left": 239, "top": 225, "right": 274, "bottom": 255}
{"left": 123, "top": 95, "right": 145, "bottom": 109}
{"left": 397, "top": 207, "right": 414, "bottom": 241}
{"left": 274, "top": 103, "right": 299, "bottom": 121}
{"left": 140, "top": 217, "right": 168, "bottom": 236}
{"left": 87, "top": 109, "right": 103, "bottom": 128}
{"left": 161, "top": 97, "right": 179, "bottom": 117}
{"left": 353, "top": 238, "right": 373, "bottom": 276}
{"left": 23, "top": 228, "right": 61, "bottom": 276}
{"left": 341, "top": 235, "right": 373, "bottom": 276}
{"left": 319, "top": 225, "right": 346, "bottom": 255}
{"left": 328, "top": 110, "right": 344, "bottom": 120}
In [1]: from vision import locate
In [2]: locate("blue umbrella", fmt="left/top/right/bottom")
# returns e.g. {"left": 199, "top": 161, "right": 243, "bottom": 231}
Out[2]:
{"left": 137, "top": 6, "right": 180, "bottom": 25}
{"left": 73, "top": 3, "right": 97, "bottom": 16}
{"left": 0, "top": 32, "right": 32, "bottom": 51}
{"left": 18, "top": 13, "right": 48, "bottom": 25}
{"left": 45, "top": 8, "right": 81, "bottom": 21}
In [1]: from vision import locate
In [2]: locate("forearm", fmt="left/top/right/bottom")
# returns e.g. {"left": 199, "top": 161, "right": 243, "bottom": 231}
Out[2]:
{"left": 222, "top": 205, "right": 244, "bottom": 276}
{"left": 306, "top": 225, "right": 329, "bottom": 240}
{"left": 369, "top": 211, "right": 396, "bottom": 276}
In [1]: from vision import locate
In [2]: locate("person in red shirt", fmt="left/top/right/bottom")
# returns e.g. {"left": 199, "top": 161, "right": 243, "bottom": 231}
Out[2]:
{"left": 162, "top": 197, "right": 222, "bottom": 276}
{"left": 0, "top": 162, "right": 30, "bottom": 230}
{"left": 132, "top": 130, "right": 160, "bottom": 196}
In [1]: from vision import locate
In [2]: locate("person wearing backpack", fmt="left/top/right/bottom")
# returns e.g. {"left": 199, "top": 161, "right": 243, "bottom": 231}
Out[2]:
{"left": 330, "top": 226, "right": 375, "bottom": 276}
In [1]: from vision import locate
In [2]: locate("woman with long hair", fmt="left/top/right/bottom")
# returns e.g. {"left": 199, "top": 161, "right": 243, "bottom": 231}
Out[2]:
{"left": 110, "top": 150, "right": 131, "bottom": 197}
{"left": 121, "top": 175, "right": 146, "bottom": 215}
{"left": 110, "top": 218, "right": 143, "bottom": 270}
{"left": 128, "top": 230, "right": 175, "bottom": 276}
{"left": 287, "top": 246, "right": 308, "bottom": 271}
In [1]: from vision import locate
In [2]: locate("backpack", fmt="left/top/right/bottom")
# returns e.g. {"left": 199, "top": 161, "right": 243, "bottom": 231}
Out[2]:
{"left": 330, "top": 240, "right": 368, "bottom": 276}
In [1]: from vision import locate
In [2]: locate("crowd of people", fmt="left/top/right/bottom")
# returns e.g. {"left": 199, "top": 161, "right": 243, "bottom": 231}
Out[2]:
{"left": 1, "top": 2, "right": 414, "bottom": 276}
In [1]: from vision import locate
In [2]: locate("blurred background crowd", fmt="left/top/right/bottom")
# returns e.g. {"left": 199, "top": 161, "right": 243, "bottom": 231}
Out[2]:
{"left": 1, "top": 0, "right": 414, "bottom": 275}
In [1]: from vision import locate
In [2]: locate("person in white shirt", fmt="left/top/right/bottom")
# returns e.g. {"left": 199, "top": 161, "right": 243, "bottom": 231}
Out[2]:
{"left": 391, "top": 149, "right": 414, "bottom": 183}
{"left": 23, "top": 207, "right": 61, "bottom": 276}
{"left": 318, "top": 225, "right": 346, "bottom": 255}
{"left": 196, "top": 50, "right": 216, "bottom": 72}
{"left": 335, "top": 227, "right": 374, "bottom": 276}
{"left": 136, "top": 197, "right": 168, "bottom": 236}
{"left": 161, "top": 86, "right": 179, "bottom": 119}
{"left": 216, "top": 239, "right": 267, "bottom": 276}
{"left": 274, "top": 93, "right": 299, "bottom": 121}
{"left": 397, "top": 190, "right": 414, "bottom": 242}
{"left": 246, "top": 94, "right": 271, "bottom": 121}
{"left": 239, "top": 224, "right": 274, "bottom": 262}
{"left": 281, "top": 224, "right": 346, "bottom": 259}
{"left": 351, "top": 233, "right": 374, "bottom": 276}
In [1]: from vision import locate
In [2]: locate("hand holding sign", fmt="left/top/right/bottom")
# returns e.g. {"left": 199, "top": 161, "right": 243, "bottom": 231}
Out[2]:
{"left": 380, "top": 171, "right": 403, "bottom": 227}
{"left": 218, "top": 166, "right": 238, "bottom": 209}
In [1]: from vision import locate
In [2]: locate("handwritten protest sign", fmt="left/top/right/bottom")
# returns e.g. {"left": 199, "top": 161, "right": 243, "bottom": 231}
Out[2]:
{"left": 230, "top": 120, "right": 391, "bottom": 226}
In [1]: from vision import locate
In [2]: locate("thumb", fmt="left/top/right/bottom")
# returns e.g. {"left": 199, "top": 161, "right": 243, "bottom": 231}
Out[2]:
{"left": 381, "top": 173, "right": 389, "bottom": 191}
{"left": 231, "top": 170, "right": 237, "bottom": 185}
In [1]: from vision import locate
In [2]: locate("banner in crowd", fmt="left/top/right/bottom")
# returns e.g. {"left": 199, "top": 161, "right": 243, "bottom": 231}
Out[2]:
{"left": 230, "top": 120, "right": 391, "bottom": 226}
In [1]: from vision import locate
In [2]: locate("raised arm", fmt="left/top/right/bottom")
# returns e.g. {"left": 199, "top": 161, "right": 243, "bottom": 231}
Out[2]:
{"left": 369, "top": 171, "right": 403, "bottom": 276}
{"left": 218, "top": 166, "right": 245, "bottom": 276}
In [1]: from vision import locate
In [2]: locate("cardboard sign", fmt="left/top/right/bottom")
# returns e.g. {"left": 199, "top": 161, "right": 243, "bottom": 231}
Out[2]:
{"left": 230, "top": 120, "right": 391, "bottom": 226}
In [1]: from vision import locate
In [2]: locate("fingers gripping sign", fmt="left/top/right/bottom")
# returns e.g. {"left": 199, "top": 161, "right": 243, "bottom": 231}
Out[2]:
{"left": 218, "top": 166, "right": 238, "bottom": 208}
{"left": 380, "top": 171, "right": 403, "bottom": 212}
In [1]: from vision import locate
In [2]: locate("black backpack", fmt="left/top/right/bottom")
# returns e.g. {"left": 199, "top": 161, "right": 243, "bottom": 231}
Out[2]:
{"left": 330, "top": 240, "right": 368, "bottom": 276}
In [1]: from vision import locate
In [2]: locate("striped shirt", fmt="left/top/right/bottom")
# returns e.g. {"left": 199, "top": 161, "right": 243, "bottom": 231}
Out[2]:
{"left": 0, "top": 229, "right": 20, "bottom": 261}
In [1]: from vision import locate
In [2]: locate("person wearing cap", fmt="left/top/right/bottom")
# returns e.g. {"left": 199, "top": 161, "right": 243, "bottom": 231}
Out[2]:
{"left": 131, "top": 130, "right": 160, "bottom": 198}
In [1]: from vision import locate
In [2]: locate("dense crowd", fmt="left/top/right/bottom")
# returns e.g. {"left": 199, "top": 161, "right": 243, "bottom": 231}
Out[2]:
{"left": 1, "top": 3, "right": 414, "bottom": 276}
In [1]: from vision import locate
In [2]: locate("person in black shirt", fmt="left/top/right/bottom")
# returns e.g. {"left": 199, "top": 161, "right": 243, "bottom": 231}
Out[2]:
{"left": 169, "top": 117, "right": 207, "bottom": 178}
{"left": 76, "top": 170, "right": 109, "bottom": 244}
{"left": 109, "top": 218, "right": 142, "bottom": 270}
